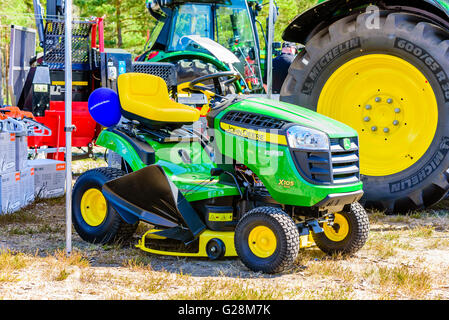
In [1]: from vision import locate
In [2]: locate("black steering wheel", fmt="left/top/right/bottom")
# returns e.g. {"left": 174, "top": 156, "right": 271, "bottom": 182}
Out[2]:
{"left": 188, "top": 71, "right": 241, "bottom": 96}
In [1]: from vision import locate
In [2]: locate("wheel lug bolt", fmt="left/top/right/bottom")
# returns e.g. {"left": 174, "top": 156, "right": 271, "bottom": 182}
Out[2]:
{"left": 365, "top": 104, "right": 372, "bottom": 110}
{"left": 364, "top": 117, "right": 371, "bottom": 122}
{"left": 387, "top": 98, "right": 393, "bottom": 104}
{"left": 375, "top": 97, "right": 381, "bottom": 102}
{"left": 395, "top": 108, "right": 401, "bottom": 113}
{"left": 384, "top": 127, "right": 390, "bottom": 133}
{"left": 393, "top": 120, "right": 399, "bottom": 126}
{"left": 371, "top": 126, "right": 378, "bottom": 132}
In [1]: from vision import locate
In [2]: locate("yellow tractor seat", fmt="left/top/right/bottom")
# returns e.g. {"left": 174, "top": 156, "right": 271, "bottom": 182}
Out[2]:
{"left": 117, "top": 73, "right": 200, "bottom": 128}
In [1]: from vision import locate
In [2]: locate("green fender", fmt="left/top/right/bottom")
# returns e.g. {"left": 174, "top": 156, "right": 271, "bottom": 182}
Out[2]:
{"left": 95, "top": 130, "right": 146, "bottom": 172}
{"left": 283, "top": 0, "right": 449, "bottom": 44}
{"left": 95, "top": 129, "right": 242, "bottom": 203}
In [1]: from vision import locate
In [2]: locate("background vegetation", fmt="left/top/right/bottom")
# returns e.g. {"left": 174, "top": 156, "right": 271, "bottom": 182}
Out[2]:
{"left": 0, "top": 0, "right": 316, "bottom": 104}
{"left": 0, "top": 0, "right": 317, "bottom": 55}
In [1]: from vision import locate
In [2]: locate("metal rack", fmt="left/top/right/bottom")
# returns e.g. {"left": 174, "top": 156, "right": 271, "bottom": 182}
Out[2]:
{"left": 43, "top": 20, "right": 94, "bottom": 70}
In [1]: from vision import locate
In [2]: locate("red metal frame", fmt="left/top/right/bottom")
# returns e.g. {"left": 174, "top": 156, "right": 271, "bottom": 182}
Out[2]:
{"left": 91, "top": 17, "right": 105, "bottom": 53}
{"left": 28, "top": 101, "right": 99, "bottom": 160}
{"left": 28, "top": 17, "right": 105, "bottom": 160}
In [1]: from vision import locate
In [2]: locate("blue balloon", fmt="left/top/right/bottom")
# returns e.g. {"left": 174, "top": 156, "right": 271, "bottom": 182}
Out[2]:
{"left": 88, "top": 88, "right": 122, "bottom": 127}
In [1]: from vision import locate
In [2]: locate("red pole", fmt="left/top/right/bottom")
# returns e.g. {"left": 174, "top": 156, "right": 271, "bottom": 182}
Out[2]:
{"left": 91, "top": 21, "right": 97, "bottom": 49}
{"left": 98, "top": 17, "right": 105, "bottom": 53}
{"left": 54, "top": 114, "right": 61, "bottom": 160}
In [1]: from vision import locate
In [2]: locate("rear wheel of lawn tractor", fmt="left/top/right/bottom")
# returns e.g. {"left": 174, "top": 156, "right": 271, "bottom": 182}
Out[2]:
{"left": 312, "top": 202, "right": 369, "bottom": 255}
{"left": 72, "top": 167, "right": 138, "bottom": 244}
{"left": 281, "top": 11, "right": 449, "bottom": 213}
{"left": 234, "top": 207, "right": 300, "bottom": 274}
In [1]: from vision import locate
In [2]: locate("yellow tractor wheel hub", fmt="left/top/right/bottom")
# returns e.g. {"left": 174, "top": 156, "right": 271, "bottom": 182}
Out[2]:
{"left": 80, "top": 188, "right": 107, "bottom": 227}
{"left": 318, "top": 54, "right": 438, "bottom": 176}
{"left": 248, "top": 226, "right": 277, "bottom": 258}
{"left": 323, "top": 213, "right": 350, "bottom": 242}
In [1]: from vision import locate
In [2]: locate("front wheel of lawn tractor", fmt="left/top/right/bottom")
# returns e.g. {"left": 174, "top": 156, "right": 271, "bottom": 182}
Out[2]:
{"left": 234, "top": 207, "right": 300, "bottom": 274}
{"left": 72, "top": 167, "right": 138, "bottom": 244}
{"left": 281, "top": 10, "right": 449, "bottom": 213}
{"left": 312, "top": 202, "right": 369, "bottom": 256}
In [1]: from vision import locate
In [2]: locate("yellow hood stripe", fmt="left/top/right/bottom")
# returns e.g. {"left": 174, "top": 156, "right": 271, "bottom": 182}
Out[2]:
{"left": 220, "top": 122, "right": 287, "bottom": 145}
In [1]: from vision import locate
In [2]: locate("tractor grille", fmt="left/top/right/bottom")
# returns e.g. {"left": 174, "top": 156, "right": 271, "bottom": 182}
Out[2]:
{"left": 221, "top": 111, "right": 289, "bottom": 130}
{"left": 132, "top": 62, "right": 177, "bottom": 94}
{"left": 43, "top": 21, "right": 93, "bottom": 70}
{"left": 293, "top": 137, "right": 360, "bottom": 185}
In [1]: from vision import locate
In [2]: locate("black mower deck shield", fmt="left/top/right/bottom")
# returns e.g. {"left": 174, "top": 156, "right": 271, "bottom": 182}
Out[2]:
{"left": 102, "top": 165, "right": 206, "bottom": 241}
{"left": 313, "top": 190, "right": 364, "bottom": 212}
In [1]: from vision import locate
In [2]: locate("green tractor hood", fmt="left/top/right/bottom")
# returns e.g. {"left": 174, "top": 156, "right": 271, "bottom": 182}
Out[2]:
{"left": 222, "top": 97, "right": 359, "bottom": 139}
{"left": 210, "top": 97, "right": 362, "bottom": 207}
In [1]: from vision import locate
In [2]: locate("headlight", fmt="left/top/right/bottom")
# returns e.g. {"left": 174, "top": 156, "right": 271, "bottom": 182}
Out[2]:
{"left": 286, "top": 126, "right": 329, "bottom": 151}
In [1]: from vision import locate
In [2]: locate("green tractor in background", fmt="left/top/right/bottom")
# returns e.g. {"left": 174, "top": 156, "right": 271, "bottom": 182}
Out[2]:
{"left": 280, "top": 0, "right": 449, "bottom": 213}
{"left": 136, "top": 0, "right": 270, "bottom": 92}
{"left": 137, "top": 0, "right": 449, "bottom": 213}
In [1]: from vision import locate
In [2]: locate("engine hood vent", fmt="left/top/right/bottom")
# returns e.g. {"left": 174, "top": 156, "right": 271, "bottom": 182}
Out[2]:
{"left": 221, "top": 111, "right": 289, "bottom": 130}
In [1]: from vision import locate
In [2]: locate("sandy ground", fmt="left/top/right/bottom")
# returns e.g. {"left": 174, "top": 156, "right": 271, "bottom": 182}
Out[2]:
{"left": 1, "top": 155, "right": 449, "bottom": 300}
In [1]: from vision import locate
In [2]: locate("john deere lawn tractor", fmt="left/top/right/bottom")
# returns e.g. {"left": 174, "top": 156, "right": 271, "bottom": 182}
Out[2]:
{"left": 137, "top": 0, "right": 268, "bottom": 92}
{"left": 72, "top": 71, "right": 369, "bottom": 273}
{"left": 281, "top": 0, "right": 449, "bottom": 213}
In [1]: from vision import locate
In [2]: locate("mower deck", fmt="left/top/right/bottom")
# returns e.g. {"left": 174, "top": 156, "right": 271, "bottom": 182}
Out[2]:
{"left": 136, "top": 229, "right": 314, "bottom": 259}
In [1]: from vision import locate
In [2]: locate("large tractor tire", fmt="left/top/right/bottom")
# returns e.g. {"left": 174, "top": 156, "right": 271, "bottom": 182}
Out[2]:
{"left": 176, "top": 58, "right": 236, "bottom": 94}
{"left": 176, "top": 58, "right": 220, "bottom": 84}
{"left": 72, "top": 167, "right": 138, "bottom": 244}
{"left": 281, "top": 11, "right": 449, "bottom": 213}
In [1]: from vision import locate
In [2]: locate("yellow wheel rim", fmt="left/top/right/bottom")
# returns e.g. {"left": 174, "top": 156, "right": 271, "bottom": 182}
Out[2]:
{"left": 248, "top": 226, "right": 277, "bottom": 258}
{"left": 318, "top": 54, "right": 438, "bottom": 176}
{"left": 80, "top": 188, "right": 107, "bottom": 227}
{"left": 323, "top": 213, "right": 350, "bottom": 242}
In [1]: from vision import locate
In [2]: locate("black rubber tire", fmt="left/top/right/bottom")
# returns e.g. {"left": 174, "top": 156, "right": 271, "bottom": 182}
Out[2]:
{"left": 176, "top": 58, "right": 236, "bottom": 95}
{"left": 72, "top": 167, "right": 138, "bottom": 244}
{"left": 176, "top": 59, "right": 220, "bottom": 84}
{"left": 206, "top": 238, "right": 226, "bottom": 260}
{"left": 281, "top": 11, "right": 449, "bottom": 213}
{"left": 234, "top": 207, "right": 300, "bottom": 274}
{"left": 312, "top": 202, "right": 369, "bottom": 255}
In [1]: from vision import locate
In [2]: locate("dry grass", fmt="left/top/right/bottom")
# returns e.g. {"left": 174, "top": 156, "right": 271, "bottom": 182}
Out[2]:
{"left": 1, "top": 157, "right": 449, "bottom": 299}
{"left": 364, "top": 235, "right": 397, "bottom": 259}
{"left": 0, "top": 250, "right": 28, "bottom": 270}
{"left": 0, "top": 250, "right": 29, "bottom": 283}
{"left": 54, "top": 268, "right": 72, "bottom": 281}
{"left": 1, "top": 195, "right": 449, "bottom": 300}
{"left": 424, "top": 238, "right": 449, "bottom": 249}
{"left": 300, "top": 254, "right": 357, "bottom": 284}
{"left": 168, "top": 278, "right": 285, "bottom": 300}
{"left": 300, "top": 285, "right": 355, "bottom": 300}
{"left": 407, "top": 226, "right": 434, "bottom": 238}
{"left": 364, "top": 265, "right": 433, "bottom": 299}
{"left": 0, "top": 209, "right": 41, "bottom": 226}
{"left": 1, "top": 200, "right": 449, "bottom": 299}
